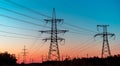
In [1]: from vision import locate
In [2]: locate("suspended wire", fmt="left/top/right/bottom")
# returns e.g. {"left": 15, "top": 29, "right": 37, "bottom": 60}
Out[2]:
{"left": 15, "top": 35, "right": 44, "bottom": 62}
{"left": 79, "top": 38, "right": 101, "bottom": 49}
{"left": 58, "top": 26, "right": 92, "bottom": 36}
{"left": 0, "top": 30, "right": 37, "bottom": 37}
{"left": 70, "top": 38, "right": 101, "bottom": 55}
{"left": 29, "top": 41, "right": 46, "bottom": 58}
{"left": 0, "top": 14, "right": 50, "bottom": 28}
{"left": 0, "top": 22, "right": 85, "bottom": 38}
{"left": 58, "top": 24, "right": 94, "bottom": 36}
{"left": 70, "top": 37, "right": 94, "bottom": 52}
{"left": 0, "top": 23, "right": 39, "bottom": 31}
{"left": 78, "top": 40, "right": 102, "bottom": 53}
{"left": 58, "top": 24, "right": 83, "bottom": 32}
{"left": 4, "top": 0, "right": 51, "bottom": 18}
{"left": 0, "top": 7, "right": 44, "bottom": 22}
{"left": 4, "top": 0, "right": 96, "bottom": 35}
{"left": 5, "top": 0, "right": 95, "bottom": 35}
{"left": 28, "top": 33, "right": 42, "bottom": 51}
{"left": 69, "top": 37, "right": 101, "bottom": 56}
{"left": 27, "top": 33, "right": 46, "bottom": 58}
{"left": 31, "top": 42, "right": 45, "bottom": 55}
{"left": 1, "top": 0, "right": 107, "bottom": 57}
{"left": 64, "top": 22, "right": 98, "bottom": 33}
{"left": 4, "top": 0, "right": 98, "bottom": 34}
{"left": 68, "top": 31, "right": 93, "bottom": 36}
{"left": 0, "top": 34, "right": 35, "bottom": 39}
{"left": 0, "top": 4, "right": 93, "bottom": 45}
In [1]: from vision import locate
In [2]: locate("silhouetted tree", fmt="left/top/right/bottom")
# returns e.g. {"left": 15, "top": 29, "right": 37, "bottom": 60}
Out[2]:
{"left": 40, "top": 54, "right": 120, "bottom": 66}
{"left": 0, "top": 52, "right": 17, "bottom": 65}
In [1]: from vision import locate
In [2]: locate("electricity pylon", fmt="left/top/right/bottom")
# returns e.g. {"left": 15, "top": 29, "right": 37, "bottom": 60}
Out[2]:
{"left": 40, "top": 8, "right": 68, "bottom": 61}
{"left": 22, "top": 45, "right": 27, "bottom": 63}
{"left": 94, "top": 25, "right": 115, "bottom": 58}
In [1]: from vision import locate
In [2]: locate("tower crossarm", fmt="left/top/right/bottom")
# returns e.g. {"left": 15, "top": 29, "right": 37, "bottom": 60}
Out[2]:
{"left": 43, "top": 37, "right": 65, "bottom": 42}
{"left": 94, "top": 33, "right": 103, "bottom": 37}
{"left": 44, "top": 19, "right": 64, "bottom": 23}
{"left": 97, "top": 25, "right": 109, "bottom": 27}
{"left": 94, "top": 33, "right": 115, "bottom": 37}
{"left": 107, "top": 33, "right": 115, "bottom": 37}
{"left": 39, "top": 30, "right": 68, "bottom": 34}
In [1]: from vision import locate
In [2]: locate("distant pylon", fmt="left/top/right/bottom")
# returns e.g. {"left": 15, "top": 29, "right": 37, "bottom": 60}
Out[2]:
{"left": 39, "top": 8, "right": 68, "bottom": 61}
{"left": 94, "top": 25, "right": 115, "bottom": 58}
{"left": 22, "top": 45, "right": 27, "bottom": 63}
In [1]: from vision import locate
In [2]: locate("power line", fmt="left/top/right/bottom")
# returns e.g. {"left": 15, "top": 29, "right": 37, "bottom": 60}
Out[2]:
{"left": 79, "top": 40, "right": 101, "bottom": 53}
{"left": 0, "top": 34, "right": 37, "bottom": 39}
{"left": 28, "top": 33, "right": 42, "bottom": 51}
{"left": 4, "top": 0, "right": 97, "bottom": 34}
{"left": 0, "top": 16, "right": 93, "bottom": 37}
{"left": 0, "top": 7, "right": 93, "bottom": 34}
{"left": 29, "top": 41, "right": 46, "bottom": 60}
{"left": 70, "top": 37, "right": 94, "bottom": 52}
{"left": 4, "top": 0, "right": 99, "bottom": 34}
{"left": 64, "top": 22, "right": 97, "bottom": 33}
{"left": 58, "top": 23, "right": 96, "bottom": 36}
{"left": 0, "top": 23, "right": 39, "bottom": 31}
{"left": 4, "top": 0, "right": 97, "bottom": 35}
{"left": 58, "top": 24, "right": 83, "bottom": 32}
{"left": 70, "top": 38, "right": 101, "bottom": 55}
{"left": 4, "top": 0, "right": 51, "bottom": 18}
{"left": 0, "top": 14, "right": 50, "bottom": 28}
{"left": 58, "top": 26, "right": 93, "bottom": 36}
{"left": 0, "top": 7, "right": 44, "bottom": 22}
{"left": 0, "top": 30, "right": 37, "bottom": 37}
{"left": 58, "top": 25, "right": 93, "bottom": 36}
{"left": 30, "top": 42, "right": 45, "bottom": 56}
{"left": 68, "top": 31, "right": 93, "bottom": 36}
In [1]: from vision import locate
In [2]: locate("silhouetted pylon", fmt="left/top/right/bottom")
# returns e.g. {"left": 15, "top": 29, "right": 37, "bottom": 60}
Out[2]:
{"left": 39, "top": 8, "right": 68, "bottom": 61}
{"left": 22, "top": 45, "right": 28, "bottom": 63}
{"left": 94, "top": 25, "right": 115, "bottom": 58}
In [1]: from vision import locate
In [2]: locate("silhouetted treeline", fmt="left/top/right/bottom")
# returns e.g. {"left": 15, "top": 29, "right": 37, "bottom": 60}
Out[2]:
{"left": 1, "top": 53, "right": 120, "bottom": 66}
{"left": 41, "top": 54, "right": 120, "bottom": 66}
{"left": 0, "top": 52, "right": 17, "bottom": 65}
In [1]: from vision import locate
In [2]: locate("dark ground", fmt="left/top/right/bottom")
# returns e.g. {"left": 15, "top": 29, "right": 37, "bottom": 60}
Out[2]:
{"left": 1, "top": 54, "right": 120, "bottom": 66}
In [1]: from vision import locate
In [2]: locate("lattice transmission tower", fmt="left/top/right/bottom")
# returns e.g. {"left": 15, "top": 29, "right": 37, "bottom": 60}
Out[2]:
{"left": 22, "top": 45, "right": 27, "bottom": 63}
{"left": 40, "top": 8, "right": 68, "bottom": 61}
{"left": 94, "top": 25, "right": 115, "bottom": 58}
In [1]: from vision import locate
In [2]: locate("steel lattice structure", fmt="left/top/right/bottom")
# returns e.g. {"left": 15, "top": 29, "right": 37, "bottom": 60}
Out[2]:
{"left": 40, "top": 8, "right": 68, "bottom": 61}
{"left": 94, "top": 25, "right": 115, "bottom": 58}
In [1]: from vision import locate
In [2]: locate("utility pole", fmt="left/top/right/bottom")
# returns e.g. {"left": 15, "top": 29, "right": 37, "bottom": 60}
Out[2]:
{"left": 61, "top": 54, "right": 64, "bottom": 61}
{"left": 86, "top": 54, "right": 88, "bottom": 58}
{"left": 17, "top": 54, "right": 20, "bottom": 63}
{"left": 94, "top": 25, "right": 115, "bottom": 58}
{"left": 22, "top": 45, "right": 27, "bottom": 64}
{"left": 41, "top": 55, "right": 43, "bottom": 63}
{"left": 40, "top": 8, "right": 68, "bottom": 61}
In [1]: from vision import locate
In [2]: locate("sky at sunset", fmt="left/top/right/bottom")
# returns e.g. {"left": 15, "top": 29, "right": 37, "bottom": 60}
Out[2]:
{"left": 0, "top": 0, "right": 120, "bottom": 63}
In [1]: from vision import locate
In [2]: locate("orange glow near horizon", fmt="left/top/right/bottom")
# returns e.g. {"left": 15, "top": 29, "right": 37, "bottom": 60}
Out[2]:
{"left": 14, "top": 42, "right": 119, "bottom": 63}
{"left": 0, "top": 37, "right": 119, "bottom": 64}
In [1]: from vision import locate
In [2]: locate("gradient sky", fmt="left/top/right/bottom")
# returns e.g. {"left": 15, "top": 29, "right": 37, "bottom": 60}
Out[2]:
{"left": 0, "top": 0, "right": 120, "bottom": 63}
